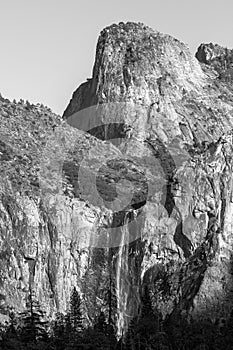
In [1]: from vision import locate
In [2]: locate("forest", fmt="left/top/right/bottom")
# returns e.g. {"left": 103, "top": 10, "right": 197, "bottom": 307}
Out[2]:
{"left": 1, "top": 285, "right": 233, "bottom": 350}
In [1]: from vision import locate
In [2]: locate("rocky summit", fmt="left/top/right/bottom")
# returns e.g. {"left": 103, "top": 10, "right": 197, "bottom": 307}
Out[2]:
{"left": 1, "top": 21, "right": 233, "bottom": 349}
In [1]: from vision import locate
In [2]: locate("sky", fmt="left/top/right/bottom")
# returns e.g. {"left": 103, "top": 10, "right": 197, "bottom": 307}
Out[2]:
{"left": 0, "top": 0, "right": 232, "bottom": 115}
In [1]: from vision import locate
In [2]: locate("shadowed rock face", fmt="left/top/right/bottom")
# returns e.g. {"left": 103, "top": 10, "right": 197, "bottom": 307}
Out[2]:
{"left": 196, "top": 43, "right": 233, "bottom": 82}
{"left": 1, "top": 22, "right": 233, "bottom": 334}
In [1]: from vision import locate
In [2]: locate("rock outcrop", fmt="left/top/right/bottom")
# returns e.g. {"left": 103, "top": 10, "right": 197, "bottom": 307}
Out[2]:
{"left": 1, "top": 22, "right": 233, "bottom": 339}
{"left": 196, "top": 42, "right": 233, "bottom": 82}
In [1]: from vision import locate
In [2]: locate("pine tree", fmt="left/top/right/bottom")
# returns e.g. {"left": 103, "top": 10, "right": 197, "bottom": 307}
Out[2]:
{"left": 141, "top": 285, "right": 153, "bottom": 317}
{"left": 19, "top": 291, "right": 48, "bottom": 344}
{"left": 62, "top": 287, "right": 84, "bottom": 349}
{"left": 52, "top": 312, "right": 66, "bottom": 350}
{"left": 69, "top": 287, "right": 83, "bottom": 333}
{"left": 128, "top": 286, "right": 162, "bottom": 349}
{"left": 63, "top": 312, "right": 73, "bottom": 346}
{"left": 95, "top": 311, "right": 107, "bottom": 334}
{"left": 0, "top": 312, "right": 21, "bottom": 350}
{"left": 7, "top": 311, "right": 18, "bottom": 336}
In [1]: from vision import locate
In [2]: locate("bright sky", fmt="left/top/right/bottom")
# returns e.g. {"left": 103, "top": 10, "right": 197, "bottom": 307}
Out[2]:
{"left": 0, "top": 0, "right": 232, "bottom": 115}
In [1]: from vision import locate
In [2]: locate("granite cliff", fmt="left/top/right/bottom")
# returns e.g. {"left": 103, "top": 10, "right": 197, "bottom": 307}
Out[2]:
{"left": 1, "top": 22, "right": 233, "bottom": 343}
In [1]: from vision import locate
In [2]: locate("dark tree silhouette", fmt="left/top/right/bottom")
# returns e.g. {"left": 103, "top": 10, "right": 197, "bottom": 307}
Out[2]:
{"left": 69, "top": 287, "right": 83, "bottom": 333}
{"left": 19, "top": 291, "right": 49, "bottom": 344}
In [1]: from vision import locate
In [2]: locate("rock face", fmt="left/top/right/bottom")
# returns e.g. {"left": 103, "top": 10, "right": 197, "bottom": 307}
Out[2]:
{"left": 196, "top": 43, "right": 233, "bottom": 82}
{"left": 1, "top": 22, "right": 233, "bottom": 336}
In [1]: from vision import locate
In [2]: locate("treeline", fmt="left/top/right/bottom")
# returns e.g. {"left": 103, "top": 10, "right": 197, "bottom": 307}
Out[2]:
{"left": 0, "top": 287, "right": 117, "bottom": 350}
{"left": 1, "top": 286, "right": 233, "bottom": 349}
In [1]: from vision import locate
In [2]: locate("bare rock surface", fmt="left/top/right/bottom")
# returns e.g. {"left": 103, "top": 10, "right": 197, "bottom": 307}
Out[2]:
{"left": 1, "top": 22, "right": 233, "bottom": 336}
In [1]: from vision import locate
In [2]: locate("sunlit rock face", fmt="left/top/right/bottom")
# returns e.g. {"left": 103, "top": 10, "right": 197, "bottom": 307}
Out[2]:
{"left": 1, "top": 22, "right": 233, "bottom": 335}
{"left": 63, "top": 22, "right": 233, "bottom": 333}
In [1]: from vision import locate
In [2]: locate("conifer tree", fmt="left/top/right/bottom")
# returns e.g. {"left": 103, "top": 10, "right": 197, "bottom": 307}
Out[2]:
{"left": 0, "top": 311, "right": 22, "bottom": 350}
{"left": 69, "top": 287, "right": 83, "bottom": 333}
{"left": 141, "top": 285, "right": 153, "bottom": 317}
{"left": 95, "top": 311, "right": 107, "bottom": 334}
{"left": 62, "top": 287, "right": 84, "bottom": 349}
{"left": 52, "top": 312, "right": 66, "bottom": 350}
{"left": 19, "top": 291, "right": 48, "bottom": 344}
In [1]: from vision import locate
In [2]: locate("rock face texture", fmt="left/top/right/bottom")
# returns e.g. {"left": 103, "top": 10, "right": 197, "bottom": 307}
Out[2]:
{"left": 196, "top": 43, "right": 233, "bottom": 82}
{"left": 1, "top": 22, "right": 233, "bottom": 337}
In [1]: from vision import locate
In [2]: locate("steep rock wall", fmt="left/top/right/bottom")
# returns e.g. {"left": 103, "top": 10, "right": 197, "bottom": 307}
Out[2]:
{"left": 63, "top": 22, "right": 233, "bottom": 332}
{"left": 1, "top": 22, "right": 233, "bottom": 337}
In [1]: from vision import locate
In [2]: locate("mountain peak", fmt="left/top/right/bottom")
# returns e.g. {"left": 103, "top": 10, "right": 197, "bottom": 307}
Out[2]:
{"left": 64, "top": 22, "right": 204, "bottom": 119}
